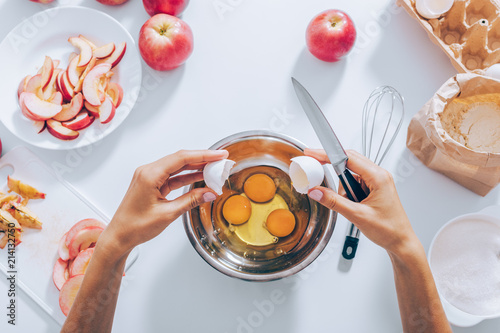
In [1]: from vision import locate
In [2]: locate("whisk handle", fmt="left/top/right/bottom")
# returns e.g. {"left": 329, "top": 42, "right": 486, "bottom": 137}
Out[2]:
{"left": 338, "top": 169, "right": 367, "bottom": 203}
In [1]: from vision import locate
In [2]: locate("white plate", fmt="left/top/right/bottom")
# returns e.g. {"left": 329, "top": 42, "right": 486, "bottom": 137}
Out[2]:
{"left": 0, "top": 6, "right": 142, "bottom": 150}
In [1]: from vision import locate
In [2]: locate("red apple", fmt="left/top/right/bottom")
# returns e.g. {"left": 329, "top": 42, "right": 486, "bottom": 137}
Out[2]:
{"left": 143, "top": 0, "right": 189, "bottom": 17}
{"left": 306, "top": 9, "right": 356, "bottom": 62}
{"left": 96, "top": 0, "right": 129, "bottom": 5}
{"left": 139, "top": 14, "right": 193, "bottom": 71}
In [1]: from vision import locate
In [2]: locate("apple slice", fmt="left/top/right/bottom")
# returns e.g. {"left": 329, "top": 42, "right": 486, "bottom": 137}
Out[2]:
{"left": 40, "top": 56, "right": 54, "bottom": 89}
{"left": 59, "top": 274, "right": 84, "bottom": 316}
{"left": 70, "top": 248, "right": 94, "bottom": 277}
{"left": 48, "top": 91, "right": 63, "bottom": 105}
{"left": 59, "top": 232, "right": 70, "bottom": 261}
{"left": 93, "top": 43, "right": 115, "bottom": 59}
{"left": 98, "top": 41, "right": 126, "bottom": 68}
{"left": 73, "top": 56, "right": 96, "bottom": 93}
{"left": 53, "top": 93, "right": 84, "bottom": 122}
{"left": 68, "top": 226, "right": 103, "bottom": 259}
{"left": 17, "top": 75, "right": 32, "bottom": 98}
{"left": 84, "top": 101, "right": 100, "bottom": 118}
{"left": 46, "top": 119, "right": 79, "bottom": 141}
{"left": 106, "top": 82, "right": 123, "bottom": 107}
{"left": 64, "top": 219, "right": 106, "bottom": 248}
{"left": 19, "top": 93, "right": 38, "bottom": 121}
{"left": 21, "top": 92, "right": 63, "bottom": 121}
{"left": 53, "top": 258, "right": 69, "bottom": 291}
{"left": 78, "top": 35, "right": 97, "bottom": 50}
{"left": 60, "top": 71, "right": 75, "bottom": 101}
{"left": 62, "top": 112, "right": 94, "bottom": 131}
{"left": 34, "top": 121, "right": 46, "bottom": 134}
{"left": 43, "top": 68, "right": 62, "bottom": 100}
{"left": 82, "top": 63, "right": 112, "bottom": 106}
{"left": 98, "top": 97, "right": 116, "bottom": 124}
{"left": 67, "top": 55, "right": 82, "bottom": 87}
{"left": 38, "top": 59, "right": 60, "bottom": 74}
{"left": 25, "top": 74, "right": 44, "bottom": 99}
{"left": 68, "top": 37, "right": 93, "bottom": 68}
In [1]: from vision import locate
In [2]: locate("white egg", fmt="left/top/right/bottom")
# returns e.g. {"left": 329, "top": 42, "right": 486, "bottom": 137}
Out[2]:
{"left": 203, "top": 159, "right": 236, "bottom": 195}
{"left": 485, "top": 64, "right": 500, "bottom": 81}
{"left": 289, "top": 156, "right": 325, "bottom": 194}
{"left": 415, "top": 0, "right": 454, "bottom": 19}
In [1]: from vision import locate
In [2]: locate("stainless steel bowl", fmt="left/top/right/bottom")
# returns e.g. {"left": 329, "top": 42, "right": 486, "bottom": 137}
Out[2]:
{"left": 183, "top": 130, "right": 337, "bottom": 281}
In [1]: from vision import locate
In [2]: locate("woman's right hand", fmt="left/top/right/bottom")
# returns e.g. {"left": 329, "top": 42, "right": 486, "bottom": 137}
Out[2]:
{"left": 305, "top": 149, "right": 422, "bottom": 258}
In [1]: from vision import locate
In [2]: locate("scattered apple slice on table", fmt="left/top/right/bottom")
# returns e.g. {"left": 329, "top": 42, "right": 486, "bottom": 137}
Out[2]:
{"left": 59, "top": 232, "right": 70, "bottom": 261}
{"left": 106, "top": 82, "right": 123, "bottom": 107}
{"left": 68, "top": 226, "right": 103, "bottom": 259}
{"left": 21, "top": 92, "right": 63, "bottom": 121}
{"left": 66, "top": 55, "right": 82, "bottom": 87}
{"left": 53, "top": 93, "right": 84, "bottom": 122}
{"left": 83, "top": 63, "right": 112, "bottom": 106}
{"left": 98, "top": 97, "right": 116, "bottom": 124}
{"left": 68, "top": 37, "right": 93, "bottom": 68}
{"left": 17, "top": 75, "right": 32, "bottom": 98}
{"left": 93, "top": 42, "right": 115, "bottom": 59}
{"left": 98, "top": 41, "right": 126, "bottom": 68}
{"left": 63, "top": 112, "right": 94, "bottom": 131}
{"left": 53, "top": 258, "right": 69, "bottom": 291}
{"left": 70, "top": 247, "right": 94, "bottom": 277}
{"left": 46, "top": 119, "right": 80, "bottom": 141}
{"left": 59, "top": 274, "right": 84, "bottom": 316}
{"left": 73, "top": 56, "right": 97, "bottom": 93}
{"left": 40, "top": 56, "right": 54, "bottom": 89}
{"left": 64, "top": 218, "right": 106, "bottom": 248}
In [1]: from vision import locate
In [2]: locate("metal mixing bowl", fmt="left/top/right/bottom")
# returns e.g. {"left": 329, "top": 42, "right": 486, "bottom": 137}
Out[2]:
{"left": 183, "top": 130, "right": 337, "bottom": 281}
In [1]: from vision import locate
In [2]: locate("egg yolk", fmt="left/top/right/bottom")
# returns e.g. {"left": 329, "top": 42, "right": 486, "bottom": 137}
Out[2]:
{"left": 266, "top": 209, "right": 295, "bottom": 237}
{"left": 243, "top": 174, "right": 276, "bottom": 203}
{"left": 222, "top": 195, "right": 252, "bottom": 225}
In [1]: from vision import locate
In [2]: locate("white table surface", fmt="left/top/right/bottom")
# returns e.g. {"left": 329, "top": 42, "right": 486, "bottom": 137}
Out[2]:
{"left": 1, "top": 0, "right": 499, "bottom": 332}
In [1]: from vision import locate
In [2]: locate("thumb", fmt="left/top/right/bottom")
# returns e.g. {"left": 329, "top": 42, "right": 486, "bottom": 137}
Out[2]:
{"left": 308, "top": 186, "right": 362, "bottom": 222}
{"left": 164, "top": 188, "right": 217, "bottom": 219}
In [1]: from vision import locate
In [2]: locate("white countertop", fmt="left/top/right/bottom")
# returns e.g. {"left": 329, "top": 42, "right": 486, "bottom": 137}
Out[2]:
{"left": 0, "top": 0, "right": 499, "bottom": 332}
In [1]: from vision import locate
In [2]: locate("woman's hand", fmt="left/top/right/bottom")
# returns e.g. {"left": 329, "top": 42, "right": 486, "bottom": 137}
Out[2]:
{"left": 99, "top": 149, "right": 228, "bottom": 259}
{"left": 305, "top": 149, "right": 420, "bottom": 257}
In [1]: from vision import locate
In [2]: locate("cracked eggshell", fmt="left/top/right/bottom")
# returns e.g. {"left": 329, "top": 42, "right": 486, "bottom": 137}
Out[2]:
{"left": 203, "top": 159, "right": 236, "bottom": 195}
{"left": 415, "top": 0, "right": 454, "bottom": 19}
{"left": 289, "top": 156, "right": 325, "bottom": 194}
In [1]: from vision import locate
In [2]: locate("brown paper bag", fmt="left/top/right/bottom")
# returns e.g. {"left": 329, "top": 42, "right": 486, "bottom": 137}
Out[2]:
{"left": 407, "top": 73, "right": 500, "bottom": 196}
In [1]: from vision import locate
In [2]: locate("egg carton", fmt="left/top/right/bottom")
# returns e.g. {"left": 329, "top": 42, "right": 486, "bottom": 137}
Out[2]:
{"left": 398, "top": 0, "right": 500, "bottom": 74}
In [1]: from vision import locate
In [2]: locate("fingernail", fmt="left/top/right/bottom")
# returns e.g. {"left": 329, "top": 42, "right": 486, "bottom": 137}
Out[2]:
{"left": 308, "top": 189, "right": 323, "bottom": 202}
{"left": 203, "top": 192, "right": 217, "bottom": 203}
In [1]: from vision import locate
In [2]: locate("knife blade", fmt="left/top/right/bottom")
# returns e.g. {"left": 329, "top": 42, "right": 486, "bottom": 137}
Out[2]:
{"left": 291, "top": 77, "right": 367, "bottom": 260}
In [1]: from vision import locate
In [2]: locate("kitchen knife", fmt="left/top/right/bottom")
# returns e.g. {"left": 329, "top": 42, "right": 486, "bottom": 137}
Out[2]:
{"left": 291, "top": 77, "right": 367, "bottom": 260}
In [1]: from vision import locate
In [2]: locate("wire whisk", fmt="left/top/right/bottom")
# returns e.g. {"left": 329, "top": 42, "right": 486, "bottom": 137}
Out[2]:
{"left": 362, "top": 86, "right": 405, "bottom": 165}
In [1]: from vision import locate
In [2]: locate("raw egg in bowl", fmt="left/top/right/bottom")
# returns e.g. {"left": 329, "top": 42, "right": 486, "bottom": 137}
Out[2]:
{"left": 183, "top": 131, "right": 337, "bottom": 281}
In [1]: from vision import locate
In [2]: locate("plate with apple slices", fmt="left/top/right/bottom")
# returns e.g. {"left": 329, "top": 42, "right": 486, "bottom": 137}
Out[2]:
{"left": 0, "top": 6, "right": 142, "bottom": 150}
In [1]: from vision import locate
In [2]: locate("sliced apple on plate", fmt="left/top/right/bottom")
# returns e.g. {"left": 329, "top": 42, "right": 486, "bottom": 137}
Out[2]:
{"left": 98, "top": 41, "right": 126, "bottom": 68}
{"left": 46, "top": 119, "right": 79, "bottom": 141}
{"left": 20, "top": 92, "right": 63, "bottom": 121}
{"left": 93, "top": 42, "right": 115, "bottom": 59}
{"left": 66, "top": 55, "right": 82, "bottom": 87}
{"left": 73, "top": 56, "right": 96, "bottom": 93}
{"left": 68, "top": 37, "right": 93, "bottom": 68}
{"left": 17, "top": 75, "right": 32, "bottom": 98}
{"left": 106, "top": 82, "right": 123, "bottom": 107}
{"left": 40, "top": 56, "right": 54, "bottom": 89}
{"left": 82, "top": 63, "right": 112, "bottom": 106}
{"left": 63, "top": 112, "right": 95, "bottom": 131}
{"left": 53, "top": 93, "right": 84, "bottom": 122}
{"left": 98, "top": 96, "right": 116, "bottom": 124}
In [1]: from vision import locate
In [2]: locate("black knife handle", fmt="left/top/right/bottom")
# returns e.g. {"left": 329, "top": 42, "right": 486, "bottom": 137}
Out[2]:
{"left": 342, "top": 236, "right": 359, "bottom": 259}
{"left": 338, "top": 169, "right": 367, "bottom": 203}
